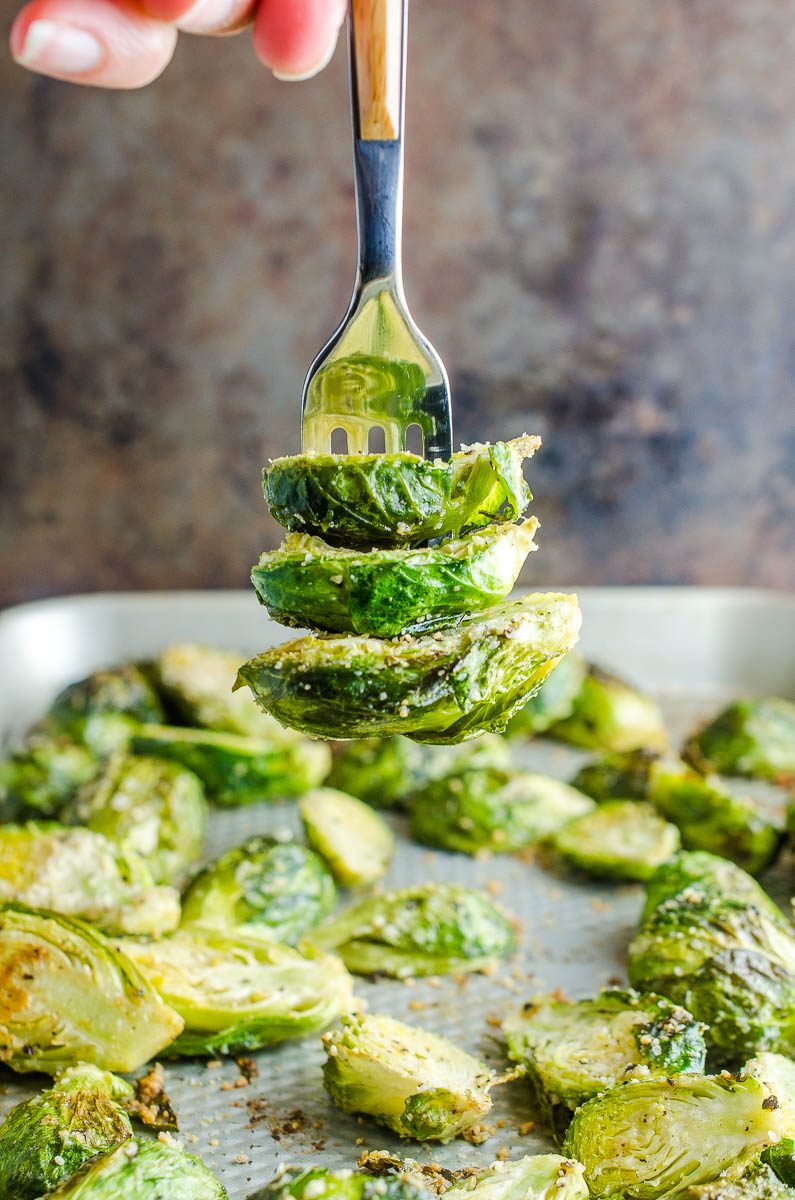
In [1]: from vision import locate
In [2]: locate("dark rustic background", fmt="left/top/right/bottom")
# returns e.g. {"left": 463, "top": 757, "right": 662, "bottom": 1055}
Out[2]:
{"left": 2, "top": 0, "right": 794, "bottom": 607}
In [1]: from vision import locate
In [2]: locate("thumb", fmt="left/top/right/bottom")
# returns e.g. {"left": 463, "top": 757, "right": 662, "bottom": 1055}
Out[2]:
{"left": 253, "top": 0, "right": 345, "bottom": 80}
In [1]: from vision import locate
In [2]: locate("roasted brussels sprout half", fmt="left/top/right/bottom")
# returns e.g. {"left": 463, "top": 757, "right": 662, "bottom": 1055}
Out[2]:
{"left": 152, "top": 642, "right": 297, "bottom": 740}
{"left": 570, "top": 747, "right": 661, "bottom": 802}
{"left": 0, "top": 904, "right": 184, "bottom": 1074}
{"left": 263, "top": 436, "right": 539, "bottom": 548}
{"left": 0, "top": 1063, "right": 133, "bottom": 1200}
{"left": 299, "top": 788, "right": 395, "bottom": 886}
{"left": 503, "top": 988, "right": 706, "bottom": 1116}
{"left": 649, "top": 759, "right": 783, "bottom": 875}
{"left": 122, "top": 927, "right": 353, "bottom": 1056}
{"left": 237, "top": 592, "right": 581, "bottom": 744}
{"left": 305, "top": 882, "right": 516, "bottom": 977}
{"left": 562, "top": 1072, "right": 788, "bottom": 1199}
{"left": 410, "top": 768, "right": 594, "bottom": 855}
{"left": 641, "top": 850, "right": 784, "bottom": 925}
{"left": 322, "top": 1012, "right": 502, "bottom": 1141}
{"left": 326, "top": 734, "right": 511, "bottom": 810}
{"left": 251, "top": 521, "right": 538, "bottom": 638}
{"left": 552, "top": 800, "right": 680, "bottom": 882}
{"left": 45, "top": 665, "right": 165, "bottom": 755}
{"left": 129, "top": 724, "right": 330, "bottom": 805}
{"left": 40, "top": 1139, "right": 226, "bottom": 1199}
{"left": 570, "top": 753, "right": 783, "bottom": 874}
{"left": 549, "top": 664, "right": 667, "bottom": 753}
{"left": 251, "top": 1165, "right": 433, "bottom": 1200}
{"left": 629, "top": 884, "right": 795, "bottom": 1059}
{"left": 0, "top": 734, "right": 98, "bottom": 822}
{"left": 0, "top": 822, "right": 180, "bottom": 936}
{"left": 75, "top": 752, "right": 208, "bottom": 886}
{"left": 681, "top": 1163, "right": 795, "bottom": 1200}
{"left": 684, "top": 698, "right": 795, "bottom": 783}
{"left": 507, "top": 653, "right": 587, "bottom": 737}
{"left": 444, "top": 1156, "right": 588, "bottom": 1200}
{"left": 180, "top": 835, "right": 336, "bottom": 945}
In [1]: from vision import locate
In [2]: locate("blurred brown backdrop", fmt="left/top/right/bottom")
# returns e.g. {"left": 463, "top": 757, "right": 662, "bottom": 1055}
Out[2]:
{"left": 2, "top": 0, "right": 795, "bottom": 607}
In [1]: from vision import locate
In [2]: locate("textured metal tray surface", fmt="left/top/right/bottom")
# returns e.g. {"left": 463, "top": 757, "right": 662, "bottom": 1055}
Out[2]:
{"left": 0, "top": 588, "right": 794, "bottom": 1198}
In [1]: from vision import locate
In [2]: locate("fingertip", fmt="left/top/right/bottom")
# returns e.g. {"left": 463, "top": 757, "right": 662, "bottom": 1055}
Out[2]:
{"left": 137, "top": 0, "right": 254, "bottom": 37}
{"left": 9, "top": 0, "right": 177, "bottom": 88}
{"left": 253, "top": 0, "right": 345, "bottom": 80}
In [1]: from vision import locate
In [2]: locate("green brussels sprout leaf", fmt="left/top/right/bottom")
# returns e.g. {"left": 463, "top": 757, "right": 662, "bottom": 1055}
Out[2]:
{"left": 562, "top": 1072, "right": 789, "bottom": 1199}
{"left": 326, "top": 734, "right": 511, "bottom": 810}
{"left": 641, "top": 850, "right": 785, "bottom": 926}
{"left": 121, "top": 927, "right": 354, "bottom": 1056}
{"left": 38, "top": 1138, "right": 226, "bottom": 1199}
{"left": 571, "top": 747, "right": 661, "bottom": 802}
{"left": 0, "top": 735, "right": 98, "bottom": 823}
{"left": 0, "top": 1067, "right": 133, "bottom": 1200}
{"left": 744, "top": 1052, "right": 795, "bottom": 1136}
{"left": 299, "top": 788, "right": 395, "bottom": 887}
{"left": 444, "top": 1155, "right": 589, "bottom": 1200}
{"left": 684, "top": 699, "right": 795, "bottom": 783}
{"left": 0, "top": 904, "right": 184, "bottom": 1074}
{"left": 0, "top": 822, "right": 180, "bottom": 936}
{"left": 305, "top": 882, "right": 515, "bottom": 978}
{"left": 630, "top": 877, "right": 795, "bottom": 1059}
{"left": 322, "top": 1012, "right": 508, "bottom": 1142}
{"left": 249, "top": 1165, "right": 434, "bottom": 1200}
{"left": 550, "top": 664, "right": 667, "bottom": 754}
{"left": 75, "top": 752, "right": 208, "bottom": 886}
{"left": 236, "top": 593, "right": 581, "bottom": 744}
{"left": 153, "top": 642, "right": 298, "bottom": 741}
{"left": 763, "top": 1138, "right": 795, "bottom": 1189}
{"left": 649, "top": 760, "right": 783, "bottom": 875}
{"left": 552, "top": 800, "right": 680, "bottom": 882}
{"left": 503, "top": 988, "right": 706, "bottom": 1115}
{"left": 410, "top": 768, "right": 594, "bottom": 855}
{"left": 130, "top": 725, "right": 330, "bottom": 805}
{"left": 45, "top": 665, "right": 165, "bottom": 755}
{"left": 507, "top": 653, "right": 587, "bottom": 737}
{"left": 180, "top": 835, "right": 336, "bottom": 945}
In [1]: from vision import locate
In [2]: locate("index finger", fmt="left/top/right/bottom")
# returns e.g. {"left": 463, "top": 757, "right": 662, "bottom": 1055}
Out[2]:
{"left": 253, "top": 0, "right": 346, "bottom": 80}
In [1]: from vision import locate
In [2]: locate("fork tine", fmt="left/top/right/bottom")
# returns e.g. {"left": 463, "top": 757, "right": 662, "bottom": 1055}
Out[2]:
{"left": 347, "top": 424, "right": 370, "bottom": 455}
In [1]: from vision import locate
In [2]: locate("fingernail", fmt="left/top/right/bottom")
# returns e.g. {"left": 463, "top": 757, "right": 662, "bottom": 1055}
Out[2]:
{"left": 272, "top": 35, "right": 337, "bottom": 82}
{"left": 14, "top": 18, "right": 103, "bottom": 75}
{"left": 176, "top": 0, "right": 242, "bottom": 34}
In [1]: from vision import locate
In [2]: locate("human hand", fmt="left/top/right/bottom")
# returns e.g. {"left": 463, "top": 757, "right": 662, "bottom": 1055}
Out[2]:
{"left": 9, "top": 0, "right": 346, "bottom": 88}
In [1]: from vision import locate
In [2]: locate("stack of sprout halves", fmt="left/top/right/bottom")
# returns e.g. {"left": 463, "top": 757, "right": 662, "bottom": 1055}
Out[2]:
{"left": 236, "top": 437, "right": 582, "bottom": 743}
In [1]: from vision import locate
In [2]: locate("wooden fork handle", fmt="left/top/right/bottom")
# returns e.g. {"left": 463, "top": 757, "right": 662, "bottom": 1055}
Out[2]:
{"left": 351, "top": 0, "right": 405, "bottom": 142}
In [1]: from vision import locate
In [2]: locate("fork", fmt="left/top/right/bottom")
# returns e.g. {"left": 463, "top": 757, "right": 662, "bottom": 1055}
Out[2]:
{"left": 300, "top": 0, "right": 453, "bottom": 461}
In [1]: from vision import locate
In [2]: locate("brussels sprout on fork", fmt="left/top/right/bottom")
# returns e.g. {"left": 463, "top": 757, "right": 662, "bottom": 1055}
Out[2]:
{"left": 263, "top": 437, "right": 539, "bottom": 549}
{"left": 251, "top": 521, "right": 538, "bottom": 638}
{"left": 236, "top": 593, "right": 582, "bottom": 744}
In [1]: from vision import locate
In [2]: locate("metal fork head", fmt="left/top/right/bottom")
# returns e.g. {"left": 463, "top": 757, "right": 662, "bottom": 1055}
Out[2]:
{"left": 301, "top": 275, "right": 452, "bottom": 459}
{"left": 300, "top": 0, "right": 452, "bottom": 461}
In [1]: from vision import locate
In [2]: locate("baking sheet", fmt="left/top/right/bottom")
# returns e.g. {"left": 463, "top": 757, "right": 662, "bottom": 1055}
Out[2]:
{"left": 0, "top": 587, "right": 794, "bottom": 1198}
